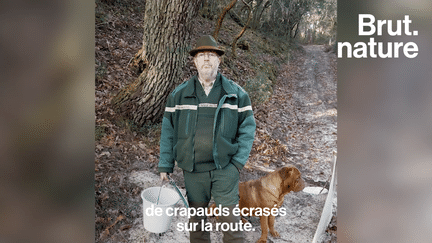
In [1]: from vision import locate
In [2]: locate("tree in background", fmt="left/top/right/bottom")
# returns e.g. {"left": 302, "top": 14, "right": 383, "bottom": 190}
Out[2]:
{"left": 235, "top": 0, "right": 336, "bottom": 44}
{"left": 212, "top": 0, "right": 238, "bottom": 40}
{"left": 211, "top": 0, "right": 254, "bottom": 57}
{"left": 111, "top": 0, "right": 201, "bottom": 125}
{"left": 261, "top": 0, "right": 314, "bottom": 40}
{"left": 298, "top": 0, "right": 336, "bottom": 44}
{"left": 249, "top": 0, "right": 272, "bottom": 30}
{"left": 110, "top": 0, "right": 336, "bottom": 127}
{"left": 231, "top": 0, "right": 253, "bottom": 57}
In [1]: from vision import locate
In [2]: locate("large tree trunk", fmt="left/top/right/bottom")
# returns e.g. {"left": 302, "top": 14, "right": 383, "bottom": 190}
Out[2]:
{"left": 111, "top": 0, "right": 200, "bottom": 125}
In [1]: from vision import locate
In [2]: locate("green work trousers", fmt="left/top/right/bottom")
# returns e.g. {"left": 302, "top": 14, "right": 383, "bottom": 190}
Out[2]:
{"left": 184, "top": 163, "right": 243, "bottom": 243}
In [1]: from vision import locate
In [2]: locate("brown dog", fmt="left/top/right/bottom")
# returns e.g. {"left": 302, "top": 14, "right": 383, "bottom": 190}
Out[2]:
{"left": 239, "top": 165, "right": 305, "bottom": 243}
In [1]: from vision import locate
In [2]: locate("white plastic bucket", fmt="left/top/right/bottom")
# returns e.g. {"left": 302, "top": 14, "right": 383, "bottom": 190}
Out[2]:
{"left": 141, "top": 187, "right": 180, "bottom": 233}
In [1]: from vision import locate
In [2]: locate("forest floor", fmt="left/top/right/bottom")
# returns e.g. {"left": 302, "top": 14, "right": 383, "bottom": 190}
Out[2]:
{"left": 95, "top": 2, "right": 337, "bottom": 242}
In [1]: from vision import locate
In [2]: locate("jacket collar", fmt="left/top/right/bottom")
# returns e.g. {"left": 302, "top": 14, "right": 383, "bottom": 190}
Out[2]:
{"left": 184, "top": 73, "right": 237, "bottom": 98}
{"left": 184, "top": 76, "right": 197, "bottom": 97}
{"left": 219, "top": 73, "right": 237, "bottom": 95}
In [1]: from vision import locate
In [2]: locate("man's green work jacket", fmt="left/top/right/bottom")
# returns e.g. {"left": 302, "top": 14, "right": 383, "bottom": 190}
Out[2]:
{"left": 158, "top": 73, "right": 256, "bottom": 173}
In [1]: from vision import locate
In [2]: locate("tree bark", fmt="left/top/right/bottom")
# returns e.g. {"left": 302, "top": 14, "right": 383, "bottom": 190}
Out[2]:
{"left": 111, "top": 0, "right": 200, "bottom": 125}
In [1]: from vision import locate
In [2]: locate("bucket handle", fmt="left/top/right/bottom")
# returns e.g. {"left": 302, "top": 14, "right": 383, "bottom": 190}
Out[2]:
{"left": 167, "top": 175, "right": 189, "bottom": 208}
{"left": 156, "top": 184, "right": 166, "bottom": 205}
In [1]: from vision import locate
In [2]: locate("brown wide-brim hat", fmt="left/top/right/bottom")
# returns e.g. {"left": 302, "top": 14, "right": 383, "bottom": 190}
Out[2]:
{"left": 189, "top": 35, "right": 224, "bottom": 57}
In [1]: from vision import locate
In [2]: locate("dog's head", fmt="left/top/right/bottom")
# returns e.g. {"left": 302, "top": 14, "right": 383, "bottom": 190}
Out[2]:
{"left": 278, "top": 165, "right": 306, "bottom": 194}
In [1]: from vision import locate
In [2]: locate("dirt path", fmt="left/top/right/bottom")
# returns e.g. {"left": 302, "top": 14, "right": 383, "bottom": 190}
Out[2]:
{"left": 125, "top": 45, "right": 337, "bottom": 243}
{"left": 244, "top": 44, "right": 337, "bottom": 242}
{"left": 249, "top": 45, "right": 337, "bottom": 181}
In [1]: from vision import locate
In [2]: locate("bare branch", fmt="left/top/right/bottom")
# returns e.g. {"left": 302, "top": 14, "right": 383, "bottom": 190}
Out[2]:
{"left": 231, "top": 0, "right": 253, "bottom": 57}
{"left": 212, "top": 0, "right": 238, "bottom": 40}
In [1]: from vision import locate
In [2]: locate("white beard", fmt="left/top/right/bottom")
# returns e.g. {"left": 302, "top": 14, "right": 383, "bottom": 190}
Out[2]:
{"left": 197, "top": 64, "right": 218, "bottom": 82}
{"left": 194, "top": 55, "right": 220, "bottom": 83}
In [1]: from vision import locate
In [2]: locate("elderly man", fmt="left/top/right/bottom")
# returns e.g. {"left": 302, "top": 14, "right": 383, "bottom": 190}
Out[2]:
{"left": 158, "top": 35, "right": 256, "bottom": 243}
